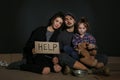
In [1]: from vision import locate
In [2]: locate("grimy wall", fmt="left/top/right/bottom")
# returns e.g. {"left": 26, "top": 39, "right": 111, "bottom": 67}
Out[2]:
{"left": 0, "top": 0, "right": 120, "bottom": 56}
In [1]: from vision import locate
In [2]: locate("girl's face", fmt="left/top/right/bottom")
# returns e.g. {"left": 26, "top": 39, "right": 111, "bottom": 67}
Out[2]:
{"left": 78, "top": 23, "right": 87, "bottom": 35}
{"left": 64, "top": 15, "right": 75, "bottom": 27}
{"left": 52, "top": 17, "right": 63, "bottom": 30}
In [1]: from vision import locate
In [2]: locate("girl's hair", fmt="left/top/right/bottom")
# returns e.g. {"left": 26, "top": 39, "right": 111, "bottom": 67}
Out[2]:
{"left": 47, "top": 11, "right": 65, "bottom": 27}
{"left": 77, "top": 17, "right": 89, "bottom": 30}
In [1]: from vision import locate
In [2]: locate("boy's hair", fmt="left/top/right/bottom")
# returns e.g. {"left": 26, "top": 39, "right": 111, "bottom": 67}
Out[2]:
{"left": 64, "top": 12, "right": 76, "bottom": 20}
{"left": 63, "top": 12, "right": 77, "bottom": 32}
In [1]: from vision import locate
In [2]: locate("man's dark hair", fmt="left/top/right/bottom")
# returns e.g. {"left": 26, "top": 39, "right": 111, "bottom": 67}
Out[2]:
{"left": 64, "top": 12, "right": 76, "bottom": 20}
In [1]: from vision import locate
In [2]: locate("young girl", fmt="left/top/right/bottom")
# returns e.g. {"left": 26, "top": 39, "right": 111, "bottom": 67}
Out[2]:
{"left": 72, "top": 17, "right": 108, "bottom": 69}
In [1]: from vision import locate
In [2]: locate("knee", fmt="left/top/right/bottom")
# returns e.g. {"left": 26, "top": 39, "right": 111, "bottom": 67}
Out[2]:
{"left": 42, "top": 67, "right": 50, "bottom": 75}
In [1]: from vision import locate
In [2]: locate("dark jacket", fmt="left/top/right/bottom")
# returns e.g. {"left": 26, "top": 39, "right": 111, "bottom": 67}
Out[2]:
{"left": 25, "top": 26, "right": 60, "bottom": 50}
{"left": 20, "top": 26, "right": 61, "bottom": 73}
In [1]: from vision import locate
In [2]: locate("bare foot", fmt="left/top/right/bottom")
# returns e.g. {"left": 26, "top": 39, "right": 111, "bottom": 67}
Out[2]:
{"left": 42, "top": 67, "right": 50, "bottom": 74}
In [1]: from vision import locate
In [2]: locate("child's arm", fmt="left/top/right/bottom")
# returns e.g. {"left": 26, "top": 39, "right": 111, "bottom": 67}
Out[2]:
{"left": 88, "top": 34, "right": 97, "bottom": 50}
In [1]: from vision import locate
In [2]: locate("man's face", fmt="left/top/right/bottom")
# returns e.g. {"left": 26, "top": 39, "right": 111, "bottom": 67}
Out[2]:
{"left": 64, "top": 15, "right": 75, "bottom": 28}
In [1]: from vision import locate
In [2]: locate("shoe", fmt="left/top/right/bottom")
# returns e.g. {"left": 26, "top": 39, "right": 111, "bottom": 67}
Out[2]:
{"left": 92, "top": 66, "right": 110, "bottom": 76}
{"left": 102, "top": 66, "right": 110, "bottom": 76}
{"left": 0, "top": 61, "right": 9, "bottom": 67}
{"left": 62, "top": 65, "right": 71, "bottom": 75}
{"left": 87, "top": 69, "right": 93, "bottom": 74}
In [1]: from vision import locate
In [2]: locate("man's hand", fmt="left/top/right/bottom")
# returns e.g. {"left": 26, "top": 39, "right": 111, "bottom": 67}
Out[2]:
{"left": 32, "top": 48, "right": 36, "bottom": 54}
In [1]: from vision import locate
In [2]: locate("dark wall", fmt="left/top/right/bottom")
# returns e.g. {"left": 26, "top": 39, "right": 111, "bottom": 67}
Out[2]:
{"left": 1, "top": 0, "right": 120, "bottom": 56}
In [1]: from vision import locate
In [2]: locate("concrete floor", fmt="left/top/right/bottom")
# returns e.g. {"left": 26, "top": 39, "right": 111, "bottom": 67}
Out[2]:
{"left": 0, "top": 57, "right": 120, "bottom": 80}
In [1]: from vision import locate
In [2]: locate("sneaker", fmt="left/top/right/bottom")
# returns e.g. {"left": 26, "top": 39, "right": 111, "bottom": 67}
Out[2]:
{"left": 62, "top": 65, "right": 71, "bottom": 75}
{"left": 87, "top": 69, "right": 93, "bottom": 74}
{"left": 0, "top": 61, "right": 9, "bottom": 67}
{"left": 92, "top": 66, "right": 110, "bottom": 76}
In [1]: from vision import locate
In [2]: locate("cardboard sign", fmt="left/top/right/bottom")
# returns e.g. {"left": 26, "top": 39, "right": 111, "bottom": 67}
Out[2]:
{"left": 35, "top": 41, "right": 60, "bottom": 54}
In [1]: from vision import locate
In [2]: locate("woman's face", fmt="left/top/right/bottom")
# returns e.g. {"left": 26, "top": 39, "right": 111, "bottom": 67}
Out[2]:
{"left": 78, "top": 23, "right": 87, "bottom": 35}
{"left": 52, "top": 17, "right": 63, "bottom": 30}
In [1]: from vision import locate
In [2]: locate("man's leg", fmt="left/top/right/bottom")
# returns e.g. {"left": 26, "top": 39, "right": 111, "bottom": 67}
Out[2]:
{"left": 58, "top": 53, "right": 88, "bottom": 70}
{"left": 63, "top": 46, "right": 79, "bottom": 60}
{"left": 73, "top": 60, "right": 88, "bottom": 70}
{"left": 95, "top": 53, "right": 108, "bottom": 66}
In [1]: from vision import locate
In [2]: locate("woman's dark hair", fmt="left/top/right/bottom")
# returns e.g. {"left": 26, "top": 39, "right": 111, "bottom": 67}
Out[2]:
{"left": 77, "top": 17, "right": 89, "bottom": 30}
{"left": 47, "top": 11, "right": 65, "bottom": 27}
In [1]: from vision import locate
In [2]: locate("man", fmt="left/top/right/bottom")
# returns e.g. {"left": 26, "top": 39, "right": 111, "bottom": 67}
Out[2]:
{"left": 57, "top": 12, "right": 109, "bottom": 76}
{"left": 57, "top": 12, "right": 89, "bottom": 74}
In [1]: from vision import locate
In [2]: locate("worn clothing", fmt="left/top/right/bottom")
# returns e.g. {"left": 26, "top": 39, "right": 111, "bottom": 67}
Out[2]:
{"left": 57, "top": 30, "right": 78, "bottom": 67}
{"left": 63, "top": 45, "right": 79, "bottom": 60}
{"left": 21, "top": 26, "right": 61, "bottom": 73}
{"left": 71, "top": 32, "right": 108, "bottom": 65}
{"left": 72, "top": 33, "right": 96, "bottom": 49}
{"left": 57, "top": 30, "right": 74, "bottom": 52}
{"left": 20, "top": 54, "right": 54, "bottom": 73}
{"left": 46, "top": 31, "right": 54, "bottom": 41}
{"left": 95, "top": 53, "right": 108, "bottom": 65}
{"left": 58, "top": 53, "right": 76, "bottom": 68}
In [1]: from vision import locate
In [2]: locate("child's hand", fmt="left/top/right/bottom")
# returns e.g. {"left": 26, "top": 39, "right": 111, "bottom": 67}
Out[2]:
{"left": 87, "top": 44, "right": 96, "bottom": 49}
{"left": 52, "top": 57, "right": 59, "bottom": 64}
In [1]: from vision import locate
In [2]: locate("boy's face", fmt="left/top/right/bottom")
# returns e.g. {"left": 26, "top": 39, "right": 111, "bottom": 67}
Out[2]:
{"left": 78, "top": 23, "right": 87, "bottom": 35}
{"left": 64, "top": 15, "right": 75, "bottom": 28}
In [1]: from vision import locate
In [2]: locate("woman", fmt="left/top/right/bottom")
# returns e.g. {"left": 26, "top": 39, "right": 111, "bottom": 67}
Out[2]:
{"left": 20, "top": 12, "right": 64, "bottom": 74}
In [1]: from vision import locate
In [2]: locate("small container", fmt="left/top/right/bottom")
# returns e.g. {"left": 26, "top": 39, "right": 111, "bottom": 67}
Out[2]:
{"left": 72, "top": 69, "right": 88, "bottom": 77}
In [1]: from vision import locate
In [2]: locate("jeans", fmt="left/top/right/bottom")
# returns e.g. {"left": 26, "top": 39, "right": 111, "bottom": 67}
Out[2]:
{"left": 63, "top": 45, "right": 79, "bottom": 60}
{"left": 95, "top": 53, "right": 108, "bottom": 65}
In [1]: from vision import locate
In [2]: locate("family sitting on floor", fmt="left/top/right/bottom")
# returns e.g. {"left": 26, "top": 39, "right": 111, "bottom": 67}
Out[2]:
{"left": 7, "top": 11, "right": 110, "bottom": 76}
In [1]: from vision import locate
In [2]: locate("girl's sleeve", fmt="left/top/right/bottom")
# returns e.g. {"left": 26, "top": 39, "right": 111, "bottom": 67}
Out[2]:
{"left": 89, "top": 35, "right": 97, "bottom": 47}
{"left": 72, "top": 34, "right": 79, "bottom": 49}
{"left": 90, "top": 35, "right": 96, "bottom": 44}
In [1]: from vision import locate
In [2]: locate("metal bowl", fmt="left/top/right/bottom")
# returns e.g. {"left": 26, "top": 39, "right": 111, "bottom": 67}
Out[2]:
{"left": 72, "top": 69, "right": 88, "bottom": 77}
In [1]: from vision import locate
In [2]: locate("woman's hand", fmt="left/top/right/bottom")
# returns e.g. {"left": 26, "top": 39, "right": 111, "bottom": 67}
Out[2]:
{"left": 32, "top": 48, "right": 36, "bottom": 54}
{"left": 52, "top": 57, "right": 59, "bottom": 64}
